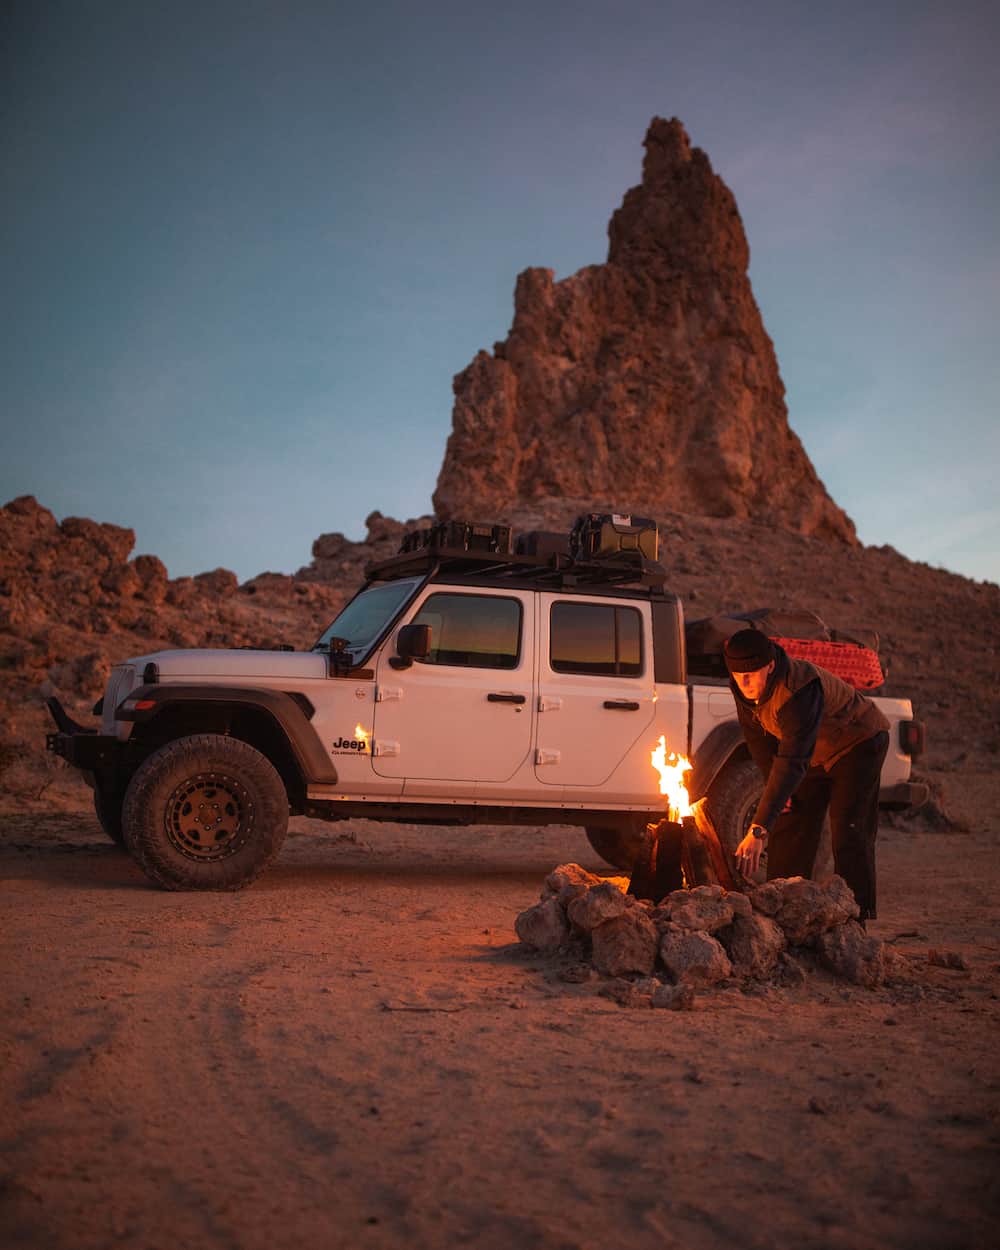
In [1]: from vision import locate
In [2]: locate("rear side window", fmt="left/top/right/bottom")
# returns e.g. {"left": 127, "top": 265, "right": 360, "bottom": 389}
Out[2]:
{"left": 550, "top": 602, "right": 643, "bottom": 676}
{"left": 411, "top": 593, "right": 521, "bottom": 669}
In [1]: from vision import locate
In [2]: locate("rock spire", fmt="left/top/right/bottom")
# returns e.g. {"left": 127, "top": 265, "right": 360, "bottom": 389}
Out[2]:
{"left": 433, "top": 117, "right": 855, "bottom": 543}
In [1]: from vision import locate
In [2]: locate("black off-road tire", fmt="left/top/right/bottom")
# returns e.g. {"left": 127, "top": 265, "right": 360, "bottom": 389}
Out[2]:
{"left": 93, "top": 784, "right": 127, "bottom": 847}
{"left": 705, "top": 755, "right": 767, "bottom": 885}
{"left": 706, "top": 755, "right": 832, "bottom": 884}
{"left": 584, "top": 824, "right": 646, "bottom": 871}
{"left": 122, "top": 734, "right": 288, "bottom": 891}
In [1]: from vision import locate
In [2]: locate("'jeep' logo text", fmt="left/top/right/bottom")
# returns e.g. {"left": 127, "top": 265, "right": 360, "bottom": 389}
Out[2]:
{"left": 332, "top": 736, "right": 369, "bottom": 752}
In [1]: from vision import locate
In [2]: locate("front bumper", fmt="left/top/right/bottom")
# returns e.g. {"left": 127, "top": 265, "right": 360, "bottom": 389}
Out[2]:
{"left": 45, "top": 697, "right": 122, "bottom": 772}
{"left": 46, "top": 729, "right": 123, "bottom": 771}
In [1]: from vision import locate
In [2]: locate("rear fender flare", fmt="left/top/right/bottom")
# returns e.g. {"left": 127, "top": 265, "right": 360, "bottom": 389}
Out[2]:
{"left": 688, "top": 721, "right": 747, "bottom": 801}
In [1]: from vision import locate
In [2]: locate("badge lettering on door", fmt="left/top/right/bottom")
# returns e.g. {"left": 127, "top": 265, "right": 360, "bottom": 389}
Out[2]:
{"left": 332, "top": 729, "right": 371, "bottom": 754}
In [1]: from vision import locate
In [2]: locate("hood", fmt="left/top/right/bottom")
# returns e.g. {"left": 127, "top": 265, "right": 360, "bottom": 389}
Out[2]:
{"left": 127, "top": 648, "right": 329, "bottom": 681}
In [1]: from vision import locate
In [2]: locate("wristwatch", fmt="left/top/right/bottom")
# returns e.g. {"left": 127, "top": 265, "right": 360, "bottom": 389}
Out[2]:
{"left": 749, "top": 823, "right": 768, "bottom": 840}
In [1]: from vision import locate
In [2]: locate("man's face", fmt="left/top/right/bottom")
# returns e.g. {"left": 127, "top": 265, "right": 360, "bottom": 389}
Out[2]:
{"left": 732, "top": 659, "right": 775, "bottom": 703}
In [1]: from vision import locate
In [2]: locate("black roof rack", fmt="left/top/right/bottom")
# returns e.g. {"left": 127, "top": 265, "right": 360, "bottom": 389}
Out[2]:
{"left": 364, "top": 544, "right": 668, "bottom": 593}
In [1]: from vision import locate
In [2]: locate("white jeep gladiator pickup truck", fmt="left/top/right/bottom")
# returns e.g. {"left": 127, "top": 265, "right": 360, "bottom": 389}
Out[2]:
{"left": 46, "top": 517, "right": 926, "bottom": 891}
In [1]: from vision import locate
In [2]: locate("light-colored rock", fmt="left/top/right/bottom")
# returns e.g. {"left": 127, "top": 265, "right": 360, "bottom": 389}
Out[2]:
{"left": 663, "top": 884, "right": 739, "bottom": 932}
{"left": 751, "top": 876, "right": 859, "bottom": 945}
{"left": 567, "top": 881, "right": 628, "bottom": 933}
{"left": 591, "top": 910, "right": 659, "bottom": 977}
{"left": 816, "top": 921, "right": 886, "bottom": 988}
{"left": 658, "top": 924, "right": 732, "bottom": 985}
{"left": 542, "top": 863, "right": 603, "bottom": 900}
{"left": 514, "top": 897, "right": 570, "bottom": 951}
{"left": 721, "top": 913, "right": 786, "bottom": 978}
{"left": 748, "top": 881, "right": 783, "bottom": 917}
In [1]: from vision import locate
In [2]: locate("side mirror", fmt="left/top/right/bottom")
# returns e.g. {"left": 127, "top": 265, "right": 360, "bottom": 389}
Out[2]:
{"left": 392, "top": 623, "right": 432, "bottom": 669}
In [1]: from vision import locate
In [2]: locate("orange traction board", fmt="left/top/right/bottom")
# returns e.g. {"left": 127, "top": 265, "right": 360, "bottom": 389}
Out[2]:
{"left": 773, "top": 637, "right": 884, "bottom": 690}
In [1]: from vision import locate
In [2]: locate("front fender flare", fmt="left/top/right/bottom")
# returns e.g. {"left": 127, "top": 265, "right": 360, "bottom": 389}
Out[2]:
{"left": 118, "top": 685, "right": 338, "bottom": 784}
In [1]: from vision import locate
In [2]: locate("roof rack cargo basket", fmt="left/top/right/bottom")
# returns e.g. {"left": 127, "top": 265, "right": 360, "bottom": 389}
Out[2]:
{"left": 399, "top": 520, "right": 512, "bottom": 556}
{"left": 369, "top": 513, "right": 666, "bottom": 591}
{"left": 365, "top": 546, "right": 667, "bottom": 592}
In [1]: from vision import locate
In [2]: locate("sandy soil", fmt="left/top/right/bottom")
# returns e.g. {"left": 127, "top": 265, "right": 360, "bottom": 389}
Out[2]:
{"left": 2, "top": 776, "right": 999, "bottom": 1250}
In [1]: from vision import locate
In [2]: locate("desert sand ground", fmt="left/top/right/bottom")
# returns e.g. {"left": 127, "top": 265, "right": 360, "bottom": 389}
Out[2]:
{"left": 2, "top": 770, "right": 998, "bottom": 1250}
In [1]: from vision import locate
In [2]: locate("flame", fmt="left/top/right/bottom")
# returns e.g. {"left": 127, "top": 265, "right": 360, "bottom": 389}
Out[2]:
{"left": 650, "top": 735, "right": 692, "bottom": 823}
{"left": 354, "top": 724, "right": 371, "bottom": 752}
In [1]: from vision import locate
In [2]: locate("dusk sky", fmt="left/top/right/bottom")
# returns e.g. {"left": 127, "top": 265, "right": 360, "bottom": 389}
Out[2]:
{"left": 3, "top": 0, "right": 998, "bottom": 586}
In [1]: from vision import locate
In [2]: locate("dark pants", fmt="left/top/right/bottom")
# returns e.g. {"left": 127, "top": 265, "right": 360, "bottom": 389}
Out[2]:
{"left": 766, "top": 731, "right": 889, "bottom": 920}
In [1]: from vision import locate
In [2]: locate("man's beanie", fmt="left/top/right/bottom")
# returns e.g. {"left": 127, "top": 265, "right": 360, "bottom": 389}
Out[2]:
{"left": 723, "top": 628, "right": 774, "bottom": 673}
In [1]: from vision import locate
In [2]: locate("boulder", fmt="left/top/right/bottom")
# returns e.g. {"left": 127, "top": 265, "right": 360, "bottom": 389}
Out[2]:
{"left": 514, "top": 897, "right": 570, "bottom": 952}
{"left": 658, "top": 924, "right": 732, "bottom": 985}
{"left": 132, "top": 554, "right": 168, "bottom": 603}
{"left": 567, "top": 881, "right": 628, "bottom": 933}
{"left": 661, "top": 883, "right": 750, "bottom": 932}
{"left": 59, "top": 515, "right": 135, "bottom": 566}
{"left": 591, "top": 910, "right": 659, "bottom": 977}
{"left": 542, "top": 863, "right": 603, "bottom": 900}
{"left": 816, "top": 922, "right": 886, "bottom": 988}
{"left": 194, "top": 568, "right": 239, "bottom": 596}
{"left": 720, "top": 913, "right": 786, "bottom": 979}
{"left": 750, "top": 876, "right": 859, "bottom": 945}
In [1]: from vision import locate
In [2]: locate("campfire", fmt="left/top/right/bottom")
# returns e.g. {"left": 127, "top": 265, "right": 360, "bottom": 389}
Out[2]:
{"left": 512, "top": 735, "right": 905, "bottom": 999}
{"left": 650, "top": 735, "right": 692, "bottom": 823}
{"left": 633, "top": 736, "right": 735, "bottom": 898}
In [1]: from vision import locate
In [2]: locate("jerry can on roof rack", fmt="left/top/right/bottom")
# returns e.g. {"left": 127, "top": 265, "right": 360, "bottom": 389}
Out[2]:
{"left": 570, "top": 513, "right": 658, "bottom": 562}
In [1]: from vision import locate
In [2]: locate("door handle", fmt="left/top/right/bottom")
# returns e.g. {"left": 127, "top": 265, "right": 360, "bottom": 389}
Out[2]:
{"left": 488, "top": 693, "right": 526, "bottom": 704}
{"left": 603, "top": 700, "right": 640, "bottom": 710}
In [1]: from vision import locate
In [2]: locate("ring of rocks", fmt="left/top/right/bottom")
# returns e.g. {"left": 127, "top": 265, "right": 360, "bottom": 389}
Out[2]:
{"left": 515, "top": 865, "right": 909, "bottom": 1009}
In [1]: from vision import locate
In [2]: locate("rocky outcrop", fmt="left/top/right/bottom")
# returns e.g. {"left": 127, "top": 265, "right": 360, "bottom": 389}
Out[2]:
{"left": 295, "top": 510, "right": 433, "bottom": 584}
{"left": 0, "top": 495, "right": 346, "bottom": 801}
{"left": 434, "top": 117, "right": 855, "bottom": 543}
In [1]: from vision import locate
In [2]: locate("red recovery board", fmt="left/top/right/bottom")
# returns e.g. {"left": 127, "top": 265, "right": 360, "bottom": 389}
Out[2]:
{"left": 774, "top": 637, "right": 884, "bottom": 690}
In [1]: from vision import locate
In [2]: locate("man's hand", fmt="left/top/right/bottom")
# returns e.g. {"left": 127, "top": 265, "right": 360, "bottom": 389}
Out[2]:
{"left": 735, "top": 824, "right": 768, "bottom": 876}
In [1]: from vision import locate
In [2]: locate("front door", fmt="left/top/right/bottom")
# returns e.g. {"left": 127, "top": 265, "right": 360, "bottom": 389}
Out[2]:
{"left": 371, "top": 587, "right": 534, "bottom": 785}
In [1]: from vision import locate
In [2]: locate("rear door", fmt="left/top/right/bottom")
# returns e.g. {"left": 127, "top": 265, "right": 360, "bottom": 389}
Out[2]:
{"left": 534, "top": 594, "right": 658, "bottom": 795}
{"left": 371, "top": 586, "right": 534, "bottom": 785}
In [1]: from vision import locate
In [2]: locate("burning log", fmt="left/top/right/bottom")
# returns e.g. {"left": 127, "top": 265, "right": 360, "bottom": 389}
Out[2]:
{"left": 626, "top": 820, "right": 684, "bottom": 903}
{"left": 629, "top": 739, "right": 740, "bottom": 901}
{"left": 628, "top": 736, "right": 693, "bottom": 902}
{"left": 688, "top": 798, "right": 737, "bottom": 891}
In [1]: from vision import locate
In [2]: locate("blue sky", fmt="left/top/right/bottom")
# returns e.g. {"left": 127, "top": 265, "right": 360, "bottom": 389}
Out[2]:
{"left": 2, "top": 0, "right": 997, "bottom": 584}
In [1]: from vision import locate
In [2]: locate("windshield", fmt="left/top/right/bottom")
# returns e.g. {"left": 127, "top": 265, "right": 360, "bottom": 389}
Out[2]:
{"left": 313, "top": 577, "right": 422, "bottom": 658}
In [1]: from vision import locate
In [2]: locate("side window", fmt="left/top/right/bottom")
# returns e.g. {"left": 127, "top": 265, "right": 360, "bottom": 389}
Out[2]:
{"left": 550, "top": 602, "right": 643, "bottom": 677}
{"left": 411, "top": 593, "right": 521, "bottom": 670}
